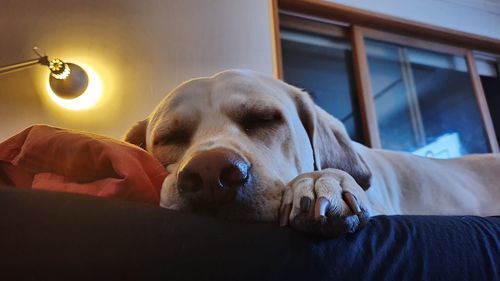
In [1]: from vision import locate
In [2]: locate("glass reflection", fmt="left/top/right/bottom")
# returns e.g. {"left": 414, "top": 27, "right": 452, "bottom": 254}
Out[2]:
{"left": 365, "top": 39, "right": 489, "bottom": 157}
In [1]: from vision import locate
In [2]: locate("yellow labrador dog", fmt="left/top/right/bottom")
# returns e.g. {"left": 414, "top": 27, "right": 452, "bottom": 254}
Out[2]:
{"left": 125, "top": 69, "right": 500, "bottom": 237}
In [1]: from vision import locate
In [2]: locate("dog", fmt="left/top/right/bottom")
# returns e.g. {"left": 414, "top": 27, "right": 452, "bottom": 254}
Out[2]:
{"left": 125, "top": 69, "right": 500, "bottom": 237}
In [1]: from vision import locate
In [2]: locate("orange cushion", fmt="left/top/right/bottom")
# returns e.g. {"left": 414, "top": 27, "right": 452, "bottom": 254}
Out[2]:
{"left": 0, "top": 125, "right": 167, "bottom": 205}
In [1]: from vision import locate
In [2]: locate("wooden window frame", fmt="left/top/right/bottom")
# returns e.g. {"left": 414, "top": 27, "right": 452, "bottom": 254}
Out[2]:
{"left": 271, "top": 0, "right": 500, "bottom": 152}
{"left": 280, "top": 13, "right": 348, "bottom": 38}
{"left": 474, "top": 51, "right": 500, "bottom": 76}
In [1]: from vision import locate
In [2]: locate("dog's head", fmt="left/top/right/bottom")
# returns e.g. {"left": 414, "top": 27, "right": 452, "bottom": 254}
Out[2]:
{"left": 125, "top": 70, "right": 371, "bottom": 220}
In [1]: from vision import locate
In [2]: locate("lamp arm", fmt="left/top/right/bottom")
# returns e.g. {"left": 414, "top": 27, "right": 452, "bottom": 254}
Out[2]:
{"left": 0, "top": 56, "right": 49, "bottom": 75}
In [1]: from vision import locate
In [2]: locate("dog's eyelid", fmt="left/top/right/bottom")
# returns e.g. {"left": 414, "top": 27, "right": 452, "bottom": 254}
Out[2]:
{"left": 243, "top": 106, "right": 282, "bottom": 119}
{"left": 238, "top": 108, "right": 284, "bottom": 132}
{"left": 153, "top": 129, "right": 191, "bottom": 146}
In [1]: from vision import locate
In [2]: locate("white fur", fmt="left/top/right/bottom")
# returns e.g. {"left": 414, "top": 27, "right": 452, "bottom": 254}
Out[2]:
{"left": 126, "top": 69, "right": 500, "bottom": 225}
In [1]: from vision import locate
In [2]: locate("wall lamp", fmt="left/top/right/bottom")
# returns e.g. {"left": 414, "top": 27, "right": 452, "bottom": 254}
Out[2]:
{"left": 0, "top": 47, "right": 89, "bottom": 99}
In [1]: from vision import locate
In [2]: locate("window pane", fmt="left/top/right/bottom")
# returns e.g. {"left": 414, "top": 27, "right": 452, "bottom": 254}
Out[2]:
{"left": 280, "top": 27, "right": 364, "bottom": 143}
{"left": 366, "top": 39, "right": 490, "bottom": 158}
{"left": 477, "top": 57, "right": 500, "bottom": 147}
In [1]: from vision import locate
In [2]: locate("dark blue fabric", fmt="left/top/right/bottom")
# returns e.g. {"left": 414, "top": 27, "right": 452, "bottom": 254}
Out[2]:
{"left": 321, "top": 215, "right": 500, "bottom": 280}
{"left": 0, "top": 188, "right": 499, "bottom": 281}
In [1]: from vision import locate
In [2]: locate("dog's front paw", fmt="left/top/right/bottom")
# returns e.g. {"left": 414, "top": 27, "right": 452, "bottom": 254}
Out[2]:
{"left": 280, "top": 169, "right": 371, "bottom": 238}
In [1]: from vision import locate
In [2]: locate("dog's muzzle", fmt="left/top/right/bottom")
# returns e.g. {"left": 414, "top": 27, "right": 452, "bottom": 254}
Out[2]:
{"left": 176, "top": 148, "right": 251, "bottom": 205}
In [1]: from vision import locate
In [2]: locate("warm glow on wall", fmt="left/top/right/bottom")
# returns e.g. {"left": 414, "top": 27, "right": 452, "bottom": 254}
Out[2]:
{"left": 45, "top": 62, "right": 103, "bottom": 111}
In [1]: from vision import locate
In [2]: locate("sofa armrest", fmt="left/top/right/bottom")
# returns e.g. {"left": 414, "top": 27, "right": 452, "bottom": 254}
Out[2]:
{"left": 0, "top": 188, "right": 498, "bottom": 281}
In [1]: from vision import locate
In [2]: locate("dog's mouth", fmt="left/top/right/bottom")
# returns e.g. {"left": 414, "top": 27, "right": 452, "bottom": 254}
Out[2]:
{"left": 178, "top": 180, "right": 263, "bottom": 221}
{"left": 161, "top": 163, "right": 284, "bottom": 222}
{"left": 169, "top": 165, "right": 263, "bottom": 220}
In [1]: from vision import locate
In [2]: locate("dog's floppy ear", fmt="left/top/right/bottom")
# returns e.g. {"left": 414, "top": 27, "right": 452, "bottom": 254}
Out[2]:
{"left": 124, "top": 119, "right": 148, "bottom": 150}
{"left": 290, "top": 88, "right": 372, "bottom": 190}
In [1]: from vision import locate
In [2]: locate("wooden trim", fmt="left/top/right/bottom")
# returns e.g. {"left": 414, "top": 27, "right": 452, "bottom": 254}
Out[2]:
{"left": 351, "top": 25, "right": 381, "bottom": 148}
{"left": 473, "top": 51, "right": 500, "bottom": 62}
{"left": 359, "top": 27, "right": 468, "bottom": 56}
{"left": 466, "top": 51, "right": 500, "bottom": 153}
{"left": 269, "top": 0, "right": 283, "bottom": 79}
{"left": 280, "top": 14, "right": 348, "bottom": 38}
{"left": 279, "top": 0, "right": 500, "bottom": 54}
{"left": 279, "top": 9, "right": 350, "bottom": 27}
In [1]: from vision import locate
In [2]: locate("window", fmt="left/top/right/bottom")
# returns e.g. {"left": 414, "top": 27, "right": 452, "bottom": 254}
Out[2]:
{"left": 476, "top": 54, "right": 500, "bottom": 146}
{"left": 280, "top": 17, "right": 364, "bottom": 143}
{"left": 365, "top": 39, "right": 489, "bottom": 156}
{"left": 274, "top": 6, "right": 500, "bottom": 157}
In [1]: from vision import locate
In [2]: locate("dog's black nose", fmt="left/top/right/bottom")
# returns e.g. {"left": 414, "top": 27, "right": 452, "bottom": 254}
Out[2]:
{"left": 177, "top": 148, "right": 250, "bottom": 203}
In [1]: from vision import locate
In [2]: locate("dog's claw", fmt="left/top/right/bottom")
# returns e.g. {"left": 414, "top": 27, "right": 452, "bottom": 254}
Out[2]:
{"left": 343, "top": 192, "right": 361, "bottom": 213}
{"left": 314, "top": 197, "right": 330, "bottom": 221}
{"left": 318, "top": 215, "right": 327, "bottom": 225}
{"left": 300, "top": 197, "right": 312, "bottom": 213}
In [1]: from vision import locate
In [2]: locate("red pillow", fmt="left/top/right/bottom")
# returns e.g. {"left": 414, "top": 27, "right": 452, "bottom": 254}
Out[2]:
{"left": 0, "top": 125, "right": 167, "bottom": 205}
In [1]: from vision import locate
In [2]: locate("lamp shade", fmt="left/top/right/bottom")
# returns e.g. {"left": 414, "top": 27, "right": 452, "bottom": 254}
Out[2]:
{"left": 49, "top": 63, "right": 89, "bottom": 99}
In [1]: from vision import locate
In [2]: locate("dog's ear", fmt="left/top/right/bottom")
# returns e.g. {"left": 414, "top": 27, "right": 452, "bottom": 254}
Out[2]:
{"left": 290, "top": 88, "right": 372, "bottom": 190}
{"left": 124, "top": 119, "right": 148, "bottom": 150}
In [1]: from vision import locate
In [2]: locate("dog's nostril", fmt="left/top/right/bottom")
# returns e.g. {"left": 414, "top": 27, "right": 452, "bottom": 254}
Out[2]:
{"left": 220, "top": 163, "right": 249, "bottom": 188}
{"left": 178, "top": 172, "right": 203, "bottom": 193}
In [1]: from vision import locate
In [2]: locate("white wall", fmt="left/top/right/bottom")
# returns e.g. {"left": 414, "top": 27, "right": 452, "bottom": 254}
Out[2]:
{"left": 1, "top": 0, "right": 499, "bottom": 141}
{"left": 328, "top": 0, "right": 500, "bottom": 40}
{"left": 0, "top": 0, "right": 273, "bottom": 141}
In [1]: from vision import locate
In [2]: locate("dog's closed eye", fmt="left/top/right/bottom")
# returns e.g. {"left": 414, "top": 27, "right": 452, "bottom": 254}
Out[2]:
{"left": 154, "top": 130, "right": 191, "bottom": 146}
{"left": 238, "top": 110, "right": 283, "bottom": 133}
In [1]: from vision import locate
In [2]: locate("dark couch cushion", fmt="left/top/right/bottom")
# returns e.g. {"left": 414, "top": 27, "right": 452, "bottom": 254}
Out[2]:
{"left": 0, "top": 188, "right": 498, "bottom": 281}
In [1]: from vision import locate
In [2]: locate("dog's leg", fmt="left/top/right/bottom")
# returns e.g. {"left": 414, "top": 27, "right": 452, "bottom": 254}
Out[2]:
{"left": 280, "top": 168, "right": 371, "bottom": 237}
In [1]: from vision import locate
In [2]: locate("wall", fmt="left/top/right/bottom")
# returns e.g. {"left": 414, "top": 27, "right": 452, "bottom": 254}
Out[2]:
{"left": 1, "top": 0, "right": 499, "bottom": 141}
{"left": 0, "top": 0, "right": 273, "bottom": 141}
{"left": 327, "top": 0, "right": 500, "bottom": 40}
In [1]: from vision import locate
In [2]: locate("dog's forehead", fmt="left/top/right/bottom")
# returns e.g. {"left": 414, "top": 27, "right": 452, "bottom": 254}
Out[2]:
{"left": 164, "top": 78, "right": 212, "bottom": 109}
{"left": 158, "top": 71, "right": 291, "bottom": 114}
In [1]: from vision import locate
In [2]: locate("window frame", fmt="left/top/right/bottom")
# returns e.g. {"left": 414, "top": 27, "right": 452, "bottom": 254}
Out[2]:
{"left": 271, "top": 0, "right": 500, "bottom": 152}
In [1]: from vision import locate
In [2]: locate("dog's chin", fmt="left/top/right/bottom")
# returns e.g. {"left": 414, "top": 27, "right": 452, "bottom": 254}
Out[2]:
{"left": 160, "top": 173, "right": 284, "bottom": 222}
